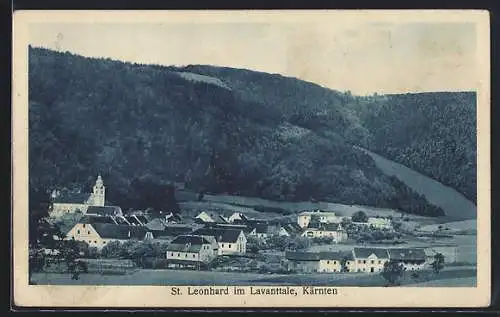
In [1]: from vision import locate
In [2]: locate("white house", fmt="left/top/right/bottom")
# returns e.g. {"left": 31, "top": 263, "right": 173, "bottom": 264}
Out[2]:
{"left": 50, "top": 175, "right": 108, "bottom": 217}
{"left": 166, "top": 235, "right": 218, "bottom": 268}
{"left": 367, "top": 217, "right": 393, "bottom": 230}
{"left": 297, "top": 210, "right": 341, "bottom": 228}
{"left": 352, "top": 247, "right": 390, "bottom": 273}
{"left": 66, "top": 220, "right": 151, "bottom": 250}
{"left": 388, "top": 248, "right": 427, "bottom": 271}
{"left": 192, "top": 228, "right": 247, "bottom": 255}
{"left": 194, "top": 211, "right": 229, "bottom": 223}
{"left": 301, "top": 223, "right": 348, "bottom": 243}
{"left": 285, "top": 251, "right": 354, "bottom": 273}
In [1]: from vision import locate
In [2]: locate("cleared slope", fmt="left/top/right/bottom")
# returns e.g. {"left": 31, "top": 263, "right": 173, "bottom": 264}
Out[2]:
{"left": 356, "top": 147, "right": 476, "bottom": 220}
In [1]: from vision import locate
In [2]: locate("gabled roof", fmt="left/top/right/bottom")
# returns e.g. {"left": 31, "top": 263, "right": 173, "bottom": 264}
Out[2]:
{"left": 192, "top": 228, "right": 243, "bottom": 243}
{"left": 318, "top": 251, "right": 349, "bottom": 260}
{"left": 167, "top": 235, "right": 211, "bottom": 252}
{"left": 286, "top": 251, "right": 354, "bottom": 262}
{"left": 53, "top": 193, "right": 91, "bottom": 204}
{"left": 353, "top": 247, "right": 389, "bottom": 259}
{"left": 320, "top": 223, "right": 344, "bottom": 231}
{"left": 388, "top": 248, "right": 426, "bottom": 261}
{"left": 86, "top": 206, "right": 122, "bottom": 216}
{"left": 285, "top": 251, "right": 321, "bottom": 261}
{"left": 79, "top": 215, "right": 117, "bottom": 225}
{"left": 281, "top": 222, "right": 303, "bottom": 235}
{"left": 91, "top": 223, "right": 149, "bottom": 240}
{"left": 150, "top": 225, "right": 193, "bottom": 238}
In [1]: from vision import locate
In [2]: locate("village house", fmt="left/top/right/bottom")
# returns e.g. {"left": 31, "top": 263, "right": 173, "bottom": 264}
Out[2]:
{"left": 277, "top": 222, "right": 304, "bottom": 237}
{"left": 66, "top": 218, "right": 153, "bottom": 250}
{"left": 352, "top": 247, "right": 390, "bottom": 273}
{"left": 166, "top": 235, "right": 218, "bottom": 269}
{"left": 285, "top": 251, "right": 354, "bottom": 273}
{"left": 301, "top": 223, "right": 348, "bottom": 243}
{"left": 367, "top": 217, "right": 393, "bottom": 230}
{"left": 86, "top": 205, "right": 124, "bottom": 218}
{"left": 285, "top": 251, "right": 321, "bottom": 273}
{"left": 149, "top": 224, "right": 194, "bottom": 242}
{"left": 192, "top": 228, "right": 247, "bottom": 255}
{"left": 50, "top": 175, "right": 110, "bottom": 217}
{"left": 297, "top": 210, "right": 341, "bottom": 228}
{"left": 388, "top": 248, "right": 427, "bottom": 271}
{"left": 194, "top": 211, "right": 228, "bottom": 224}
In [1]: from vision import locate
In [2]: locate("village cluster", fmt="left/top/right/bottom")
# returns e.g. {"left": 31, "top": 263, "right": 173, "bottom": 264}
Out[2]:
{"left": 49, "top": 175, "right": 444, "bottom": 274}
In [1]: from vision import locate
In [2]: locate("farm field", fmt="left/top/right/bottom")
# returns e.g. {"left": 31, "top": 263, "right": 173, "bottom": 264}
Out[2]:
{"left": 32, "top": 266, "right": 476, "bottom": 287}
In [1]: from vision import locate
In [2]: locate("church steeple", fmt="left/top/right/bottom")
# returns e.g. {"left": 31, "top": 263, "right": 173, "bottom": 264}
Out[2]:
{"left": 92, "top": 174, "right": 105, "bottom": 206}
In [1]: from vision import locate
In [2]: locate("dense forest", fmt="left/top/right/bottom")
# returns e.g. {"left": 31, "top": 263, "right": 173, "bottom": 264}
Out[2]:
{"left": 181, "top": 65, "right": 477, "bottom": 203}
{"left": 28, "top": 47, "right": 475, "bottom": 217}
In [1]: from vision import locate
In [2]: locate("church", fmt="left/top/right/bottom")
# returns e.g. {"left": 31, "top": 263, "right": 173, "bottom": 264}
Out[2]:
{"left": 50, "top": 175, "right": 119, "bottom": 217}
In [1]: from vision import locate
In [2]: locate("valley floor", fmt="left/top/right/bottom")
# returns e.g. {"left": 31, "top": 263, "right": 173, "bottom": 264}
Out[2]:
{"left": 32, "top": 265, "right": 476, "bottom": 287}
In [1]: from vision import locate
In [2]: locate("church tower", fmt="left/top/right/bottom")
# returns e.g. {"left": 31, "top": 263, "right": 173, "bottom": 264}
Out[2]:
{"left": 92, "top": 174, "right": 105, "bottom": 206}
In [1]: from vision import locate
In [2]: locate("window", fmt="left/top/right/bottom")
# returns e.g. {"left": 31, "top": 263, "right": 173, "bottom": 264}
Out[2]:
{"left": 171, "top": 253, "right": 173, "bottom": 256}
{"left": 185, "top": 254, "right": 187, "bottom": 258}
{"left": 222, "top": 244, "right": 225, "bottom": 248}
{"left": 193, "top": 254, "right": 195, "bottom": 258}
{"left": 363, "top": 260, "right": 366, "bottom": 264}
{"left": 228, "top": 244, "right": 231, "bottom": 248}
{"left": 94, "top": 241, "right": 97, "bottom": 244}
{"left": 177, "top": 253, "right": 180, "bottom": 257}
{"left": 88, "top": 231, "right": 91, "bottom": 234}
{"left": 327, "top": 261, "right": 330, "bottom": 264}
{"left": 371, "top": 260, "right": 374, "bottom": 264}
{"left": 77, "top": 230, "right": 80, "bottom": 234}
{"left": 334, "top": 261, "right": 337, "bottom": 264}
{"left": 347, "top": 261, "right": 350, "bottom": 265}
{"left": 103, "top": 241, "right": 106, "bottom": 244}
{"left": 378, "top": 260, "right": 381, "bottom": 264}
{"left": 358, "top": 260, "right": 361, "bottom": 264}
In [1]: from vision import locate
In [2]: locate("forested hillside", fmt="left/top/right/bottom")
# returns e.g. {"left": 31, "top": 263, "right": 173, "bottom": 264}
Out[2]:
{"left": 28, "top": 47, "right": 475, "bottom": 217}
{"left": 182, "top": 66, "right": 477, "bottom": 203}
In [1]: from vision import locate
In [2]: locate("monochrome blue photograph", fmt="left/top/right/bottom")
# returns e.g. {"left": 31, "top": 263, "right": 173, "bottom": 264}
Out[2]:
{"left": 27, "top": 18, "right": 478, "bottom": 288}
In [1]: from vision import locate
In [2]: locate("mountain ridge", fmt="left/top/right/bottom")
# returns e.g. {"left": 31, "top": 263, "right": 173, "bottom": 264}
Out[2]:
{"left": 28, "top": 47, "right": 476, "bottom": 218}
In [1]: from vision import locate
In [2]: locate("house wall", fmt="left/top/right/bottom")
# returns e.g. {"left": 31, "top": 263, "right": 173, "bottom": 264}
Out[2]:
{"left": 288, "top": 260, "right": 319, "bottom": 273}
{"left": 319, "top": 259, "right": 342, "bottom": 273}
{"left": 367, "top": 218, "right": 393, "bottom": 230}
{"left": 195, "top": 212, "right": 215, "bottom": 223}
{"left": 297, "top": 215, "right": 311, "bottom": 228}
{"left": 167, "top": 250, "right": 200, "bottom": 262}
{"left": 219, "top": 232, "right": 247, "bottom": 255}
{"left": 51, "top": 203, "right": 89, "bottom": 217}
{"left": 298, "top": 213, "right": 340, "bottom": 228}
{"left": 301, "top": 229, "right": 347, "bottom": 242}
{"left": 65, "top": 223, "right": 124, "bottom": 250}
{"left": 353, "top": 254, "right": 388, "bottom": 273}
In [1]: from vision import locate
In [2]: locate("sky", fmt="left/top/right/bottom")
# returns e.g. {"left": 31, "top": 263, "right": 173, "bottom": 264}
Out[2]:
{"left": 29, "top": 21, "right": 478, "bottom": 95}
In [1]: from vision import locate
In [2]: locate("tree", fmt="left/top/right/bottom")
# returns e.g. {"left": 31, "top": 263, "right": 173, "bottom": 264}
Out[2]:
{"left": 381, "top": 260, "right": 404, "bottom": 286}
{"left": 101, "top": 240, "right": 125, "bottom": 258}
{"left": 29, "top": 187, "right": 87, "bottom": 283}
{"left": 340, "top": 256, "right": 349, "bottom": 272}
{"left": 352, "top": 210, "right": 368, "bottom": 223}
{"left": 431, "top": 253, "right": 445, "bottom": 274}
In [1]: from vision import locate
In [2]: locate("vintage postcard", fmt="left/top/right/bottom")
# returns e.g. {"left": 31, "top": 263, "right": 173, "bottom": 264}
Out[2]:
{"left": 12, "top": 10, "right": 490, "bottom": 308}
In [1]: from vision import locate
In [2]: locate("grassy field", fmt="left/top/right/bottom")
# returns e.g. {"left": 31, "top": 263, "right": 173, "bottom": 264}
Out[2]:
{"left": 356, "top": 147, "right": 476, "bottom": 221}
{"left": 417, "top": 220, "right": 477, "bottom": 233}
{"left": 307, "top": 233, "right": 476, "bottom": 264}
{"left": 32, "top": 266, "right": 476, "bottom": 287}
{"left": 203, "top": 194, "right": 433, "bottom": 221}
